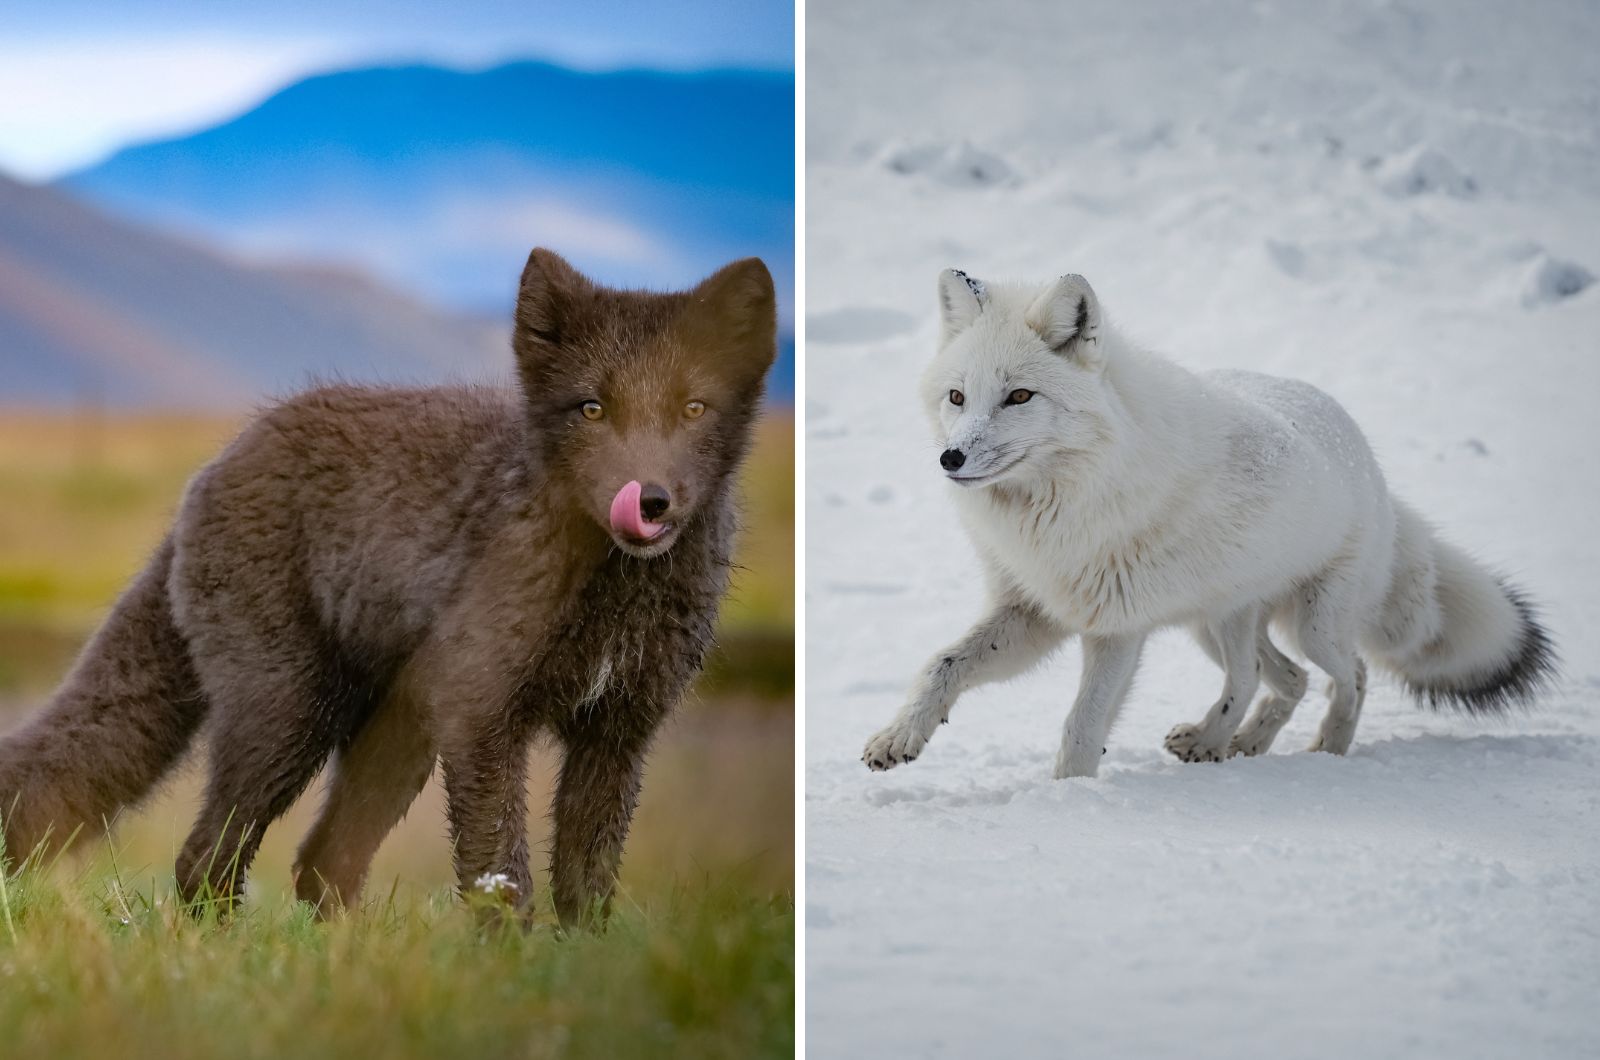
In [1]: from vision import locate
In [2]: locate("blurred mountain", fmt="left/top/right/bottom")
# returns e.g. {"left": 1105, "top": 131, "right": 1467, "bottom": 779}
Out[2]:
{"left": 0, "top": 173, "right": 509, "bottom": 407}
{"left": 58, "top": 61, "right": 795, "bottom": 326}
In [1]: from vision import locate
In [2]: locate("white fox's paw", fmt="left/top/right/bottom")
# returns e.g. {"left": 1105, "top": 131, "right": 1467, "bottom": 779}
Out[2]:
{"left": 1053, "top": 733, "right": 1106, "bottom": 779}
{"left": 1164, "top": 723, "right": 1227, "bottom": 764}
{"left": 1052, "top": 748, "right": 1102, "bottom": 779}
{"left": 862, "top": 716, "right": 934, "bottom": 771}
{"left": 1307, "top": 722, "right": 1355, "bottom": 756}
{"left": 1228, "top": 698, "right": 1294, "bottom": 757}
{"left": 1228, "top": 726, "right": 1273, "bottom": 758}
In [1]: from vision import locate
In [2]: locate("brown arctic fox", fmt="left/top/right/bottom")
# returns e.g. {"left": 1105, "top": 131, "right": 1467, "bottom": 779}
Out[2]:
{"left": 0, "top": 248, "right": 777, "bottom": 926}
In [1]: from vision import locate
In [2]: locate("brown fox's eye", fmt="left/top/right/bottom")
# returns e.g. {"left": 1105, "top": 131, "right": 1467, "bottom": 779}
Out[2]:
{"left": 1006, "top": 389, "right": 1034, "bottom": 405}
{"left": 684, "top": 400, "right": 706, "bottom": 419}
{"left": 949, "top": 390, "right": 965, "bottom": 406}
{"left": 580, "top": 401, "right": 604, "bottom": 421}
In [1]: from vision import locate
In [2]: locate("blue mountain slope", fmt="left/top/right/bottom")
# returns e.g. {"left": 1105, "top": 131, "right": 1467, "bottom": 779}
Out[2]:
{"left": 0, "top": 174, "right": 509, "bottom": 408}
{"left": 70, "top": 63, "right": 793, "bottom": 207}
{"left": 60, "top": 62, "right": 795, "bottom": 397}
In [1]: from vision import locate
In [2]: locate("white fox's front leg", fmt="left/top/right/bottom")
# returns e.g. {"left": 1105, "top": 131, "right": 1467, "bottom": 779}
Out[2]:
{"left": 864, "top": 602, "right": 1063, "bottom": 771}
{"left": 1055, "top": 632, "right": 1145, "bottom": 779}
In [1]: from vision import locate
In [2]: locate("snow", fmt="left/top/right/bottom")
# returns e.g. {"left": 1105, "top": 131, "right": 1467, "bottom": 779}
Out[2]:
{"left": 803, "top": 1, "right": 1600, "bottom": 1056}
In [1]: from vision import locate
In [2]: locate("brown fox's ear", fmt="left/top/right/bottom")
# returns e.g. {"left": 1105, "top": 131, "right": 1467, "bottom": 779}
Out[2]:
{"left": 681, "top": 257, "right": 778, "bottom": 389}
{"left": 514, "top": 248, "right": 590, "bottom": 357}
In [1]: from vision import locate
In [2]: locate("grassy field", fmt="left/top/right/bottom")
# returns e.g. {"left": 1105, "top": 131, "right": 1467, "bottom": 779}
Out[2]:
{"left": 0, "top": 407, "right": 795, "bottom": 1058}
{"left": 0, "top": 866, "right": 792, "bottom": 1060}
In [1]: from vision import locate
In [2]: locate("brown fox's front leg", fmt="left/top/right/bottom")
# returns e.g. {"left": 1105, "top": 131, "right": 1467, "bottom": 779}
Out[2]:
{"left": 417, "top": 587, "right": 548, "bottom": 923}
{"left": 550, "top": 713, "right": 657, "bottom": 930}
{"left": 438, "top": 704, "right": 537, "bottom": 921}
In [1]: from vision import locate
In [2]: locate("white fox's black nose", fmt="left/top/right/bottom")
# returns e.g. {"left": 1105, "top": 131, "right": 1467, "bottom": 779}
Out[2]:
{"left": 639, "top": 483, "right": 672, "bottom": 520}
{"left": 940, "top": 448, "right": 966, "bottom": 472}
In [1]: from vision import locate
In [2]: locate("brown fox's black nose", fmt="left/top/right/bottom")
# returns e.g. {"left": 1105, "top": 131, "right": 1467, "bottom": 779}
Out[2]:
{"left": 639, "top": 483, "right": 672, "bottom": 521}
{"left": 940, "top": 448, "right": 966, "bottom": 471}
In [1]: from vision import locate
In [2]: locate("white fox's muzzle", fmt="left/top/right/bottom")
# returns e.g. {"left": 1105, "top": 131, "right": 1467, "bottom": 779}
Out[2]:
{"left": 942, "top": 452, "right": 1029, "bottom": 487}
{"left": 938, "top": 413, "right": 1031, "bottom": 486}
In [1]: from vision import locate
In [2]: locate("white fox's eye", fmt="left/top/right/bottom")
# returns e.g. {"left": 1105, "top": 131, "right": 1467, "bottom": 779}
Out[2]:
{"left": 684, "top": 400, "right": 706, "bottom": 419}
{"left": 580, "top": 400, "right": 604, "bottom": 421}
{"left": 1006, "top": 388, "right": 1034, "bottom": 405}
{"left": 949, "top": 390, "right": 965, "bottom": 406}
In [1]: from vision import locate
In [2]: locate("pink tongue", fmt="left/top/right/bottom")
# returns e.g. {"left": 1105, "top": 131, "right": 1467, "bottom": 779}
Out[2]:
{"left": 608, "top": 480, "right": 665, "bottom": 540}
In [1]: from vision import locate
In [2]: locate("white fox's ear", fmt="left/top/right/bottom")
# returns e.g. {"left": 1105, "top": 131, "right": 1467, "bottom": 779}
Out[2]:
{"left": 1026, "top": 274, "right": 1102, "bottom": 364}
{"left": 937, "top": 268, "right": 986, "bottom": 341}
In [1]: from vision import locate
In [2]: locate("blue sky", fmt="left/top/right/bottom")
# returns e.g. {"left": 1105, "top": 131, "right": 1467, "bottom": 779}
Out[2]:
{"left": 0, "top": 1, "right": 795, "bottom": 178}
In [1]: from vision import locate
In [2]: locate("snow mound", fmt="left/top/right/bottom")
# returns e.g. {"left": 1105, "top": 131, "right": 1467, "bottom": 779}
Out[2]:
{"left": 882, "top": 140, "right": 1016, "bottom": 188}
{"left": 1374, "top": 144, "right": 1478, "bottom": 198}
{"left": 1522, "top": 253, "right": 1595, "bottom": 307}
{"left": 1264, "top": 239, "right": 1309, "bottom": 278}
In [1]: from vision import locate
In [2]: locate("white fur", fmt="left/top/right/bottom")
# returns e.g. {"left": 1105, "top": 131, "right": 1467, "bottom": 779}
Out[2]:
{"left": 863, "top": 271, "right": 1531, "bottom": 777}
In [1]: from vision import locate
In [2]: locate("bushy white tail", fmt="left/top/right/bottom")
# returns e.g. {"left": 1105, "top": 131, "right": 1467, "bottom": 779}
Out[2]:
{"left": 1363, "top": 502, "right": 1557, "bottom": 713}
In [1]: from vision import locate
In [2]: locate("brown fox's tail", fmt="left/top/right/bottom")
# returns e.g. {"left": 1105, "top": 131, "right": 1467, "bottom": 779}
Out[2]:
{"left": 0, "top": 535, "right": 208, "bottom": 866}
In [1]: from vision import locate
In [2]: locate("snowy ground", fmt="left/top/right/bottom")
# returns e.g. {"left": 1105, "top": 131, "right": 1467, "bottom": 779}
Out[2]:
{"left": 803, "top": 1, "right": 1600, "bottom": 1056}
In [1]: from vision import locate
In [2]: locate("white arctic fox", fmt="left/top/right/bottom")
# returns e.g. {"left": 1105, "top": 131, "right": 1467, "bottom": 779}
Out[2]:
{"left": 863, "top": 269, "right": 1556, "bottom": 778}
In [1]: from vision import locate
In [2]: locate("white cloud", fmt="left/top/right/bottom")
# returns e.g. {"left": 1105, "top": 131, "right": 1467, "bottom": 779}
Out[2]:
{"left": 0, "top": 34, "right": 345, "bottom": 179}
{"left": 436, "top": 196, "right": 676, "bottom": 268}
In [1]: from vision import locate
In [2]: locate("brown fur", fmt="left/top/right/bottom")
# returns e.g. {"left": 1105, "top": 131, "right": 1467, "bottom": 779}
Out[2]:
{"left": 0, "top": 249, "right": 778, "bottom": 927}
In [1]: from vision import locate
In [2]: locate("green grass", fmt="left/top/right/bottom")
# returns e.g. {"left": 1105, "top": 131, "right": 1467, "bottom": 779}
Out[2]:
{"left": 0, "top": 697, "right": 794, "bottom": 1059}
{"left": 0, "top": 854, "right": 794, "bottom": 1060}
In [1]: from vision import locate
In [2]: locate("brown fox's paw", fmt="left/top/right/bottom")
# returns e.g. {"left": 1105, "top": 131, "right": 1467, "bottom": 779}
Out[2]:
{"left": 1163, "top": 723, "right": 1227, "bottom": 764}
{"left": 553, "top": 893, "right": 616, "bottom": 935}
{"left": 862, "top": 717, "right": 932, "bottom": 771}
{"left": 465, "top": 873, "right": 535, "bottom": 932}
{"left": 177, "top": 878, "right": 245, "bottom": 920}
{"left": 471, "top": 902, "right": 537, "bottom": 934}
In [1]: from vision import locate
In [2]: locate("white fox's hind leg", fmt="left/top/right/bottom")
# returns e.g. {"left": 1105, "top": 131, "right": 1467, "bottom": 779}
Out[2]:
{"left": 1293, "top": 580, "right": 1368, "bottom": 755}
{"left": 1165, "top": 608, "right": 1259, "bottom": 763}
{"left": 864, "top": 602, "right": 1064, "bottom": 771}
{"left": 1229, "top": 619, "right": 1309, "bottom": 757}
{"left": 1308, "top": 656, "right": 1367, "bottom": 755}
